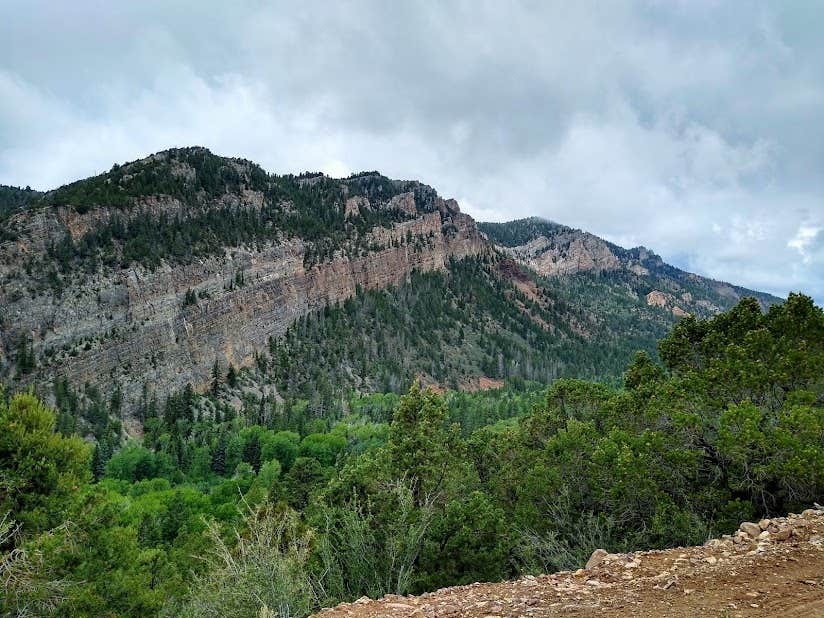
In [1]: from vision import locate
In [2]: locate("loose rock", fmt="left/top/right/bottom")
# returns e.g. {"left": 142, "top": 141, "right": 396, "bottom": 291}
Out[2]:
{"left": 585, "top": 549, "right": 609, "bottom": 570}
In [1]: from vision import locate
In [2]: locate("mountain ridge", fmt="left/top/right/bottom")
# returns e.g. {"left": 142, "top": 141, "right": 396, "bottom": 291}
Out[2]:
{"left": 0, "top": 148, "right": 488, "bottom": 418}
{"left": 0, "top": 148, "right": 781, "bottom": 420}
{"left": 479, "top": 217, "right": 779, "bottom": 317}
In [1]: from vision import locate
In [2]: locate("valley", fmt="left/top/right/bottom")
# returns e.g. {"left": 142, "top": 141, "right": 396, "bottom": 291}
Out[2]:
{"left": 1, "top": 150, "right": 819, "bottom": 618}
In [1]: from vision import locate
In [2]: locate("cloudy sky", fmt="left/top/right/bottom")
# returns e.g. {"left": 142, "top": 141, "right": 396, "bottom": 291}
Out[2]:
{"left": 2, "top": 1, "right": 823, "bottom": 301}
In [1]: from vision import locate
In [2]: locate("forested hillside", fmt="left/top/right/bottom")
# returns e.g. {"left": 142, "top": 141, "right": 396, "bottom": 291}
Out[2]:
{"left": 1, "top": 149, "right": 779, "bottom": 422}
{"left": 0, "top": 148, "right": 487, "bottom": 412}
{"left": 2, "top": 293, "right": 822, "bottom": 616}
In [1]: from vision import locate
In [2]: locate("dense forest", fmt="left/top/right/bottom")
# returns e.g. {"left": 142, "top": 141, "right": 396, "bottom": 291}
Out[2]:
{"left": 2, "top": 293, "right": 822, "bottom": 616}
{"left": 479, "top": 217, "right": 574, "bottom": 248}
{"left": 263, "top": 258, "right": 674, "bottom": 399}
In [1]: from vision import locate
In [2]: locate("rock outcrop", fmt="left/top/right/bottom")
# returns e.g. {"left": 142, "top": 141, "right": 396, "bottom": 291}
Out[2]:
{"left": 502, "top": 231, "right": 622, "bottom": 277}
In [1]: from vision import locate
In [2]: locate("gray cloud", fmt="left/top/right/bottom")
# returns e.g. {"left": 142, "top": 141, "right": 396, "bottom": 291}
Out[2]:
{"left": 1, "top": 0, "right": 823, "bottom": 301}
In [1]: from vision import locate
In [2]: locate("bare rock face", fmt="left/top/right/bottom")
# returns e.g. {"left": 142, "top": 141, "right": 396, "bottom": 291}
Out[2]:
{"left": 344, "top": 196, "right": 367, "bottom": 219}
{"left": 388, "top": 192, "right": 418, "bottom": 216}
{"left": 0, "top": 194, "right": 487, "bottom": 418}
{"left": 645, "top": 290, "right": 669, "bottom": 308}
{"left": 502, "top": 231, "right": 621, "bottom": 277}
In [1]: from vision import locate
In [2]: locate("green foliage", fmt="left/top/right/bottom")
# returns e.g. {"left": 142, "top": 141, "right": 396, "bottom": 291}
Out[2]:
{"left": 226, "top": 364, "right": 238, "bottom": 388}
{"left": 4, "top": 294, "right": 824, "bottom": 617}
{"left": 299, "top": 433, "right": 346, "bottom": 467}
{"left": 0, "top": 184, "right": 41, "bottom": 228}
{"left": 173, "top": 505, "right": 316, "bottom": 618}
{"left": 34, "top": 148, "right": 438, "bottom": 272}
{"left": 14, "top": 334, "right": 37, "bottom": 376}
{"left": 0, "top": 392, "right": 90, "bottom": 531}
{"left": 105, "top": 443, "right": 175, "bottom": 483}
{"left": 263, "top": 258, "right": 668, "bottom": 407}
{"left": 388, "top": 382, "right": 460, "bottom": 503}
{"left": 315, "top": 481, "right": 437, "bottom": 603}
{"left": 478, "top": 217, "right": 570, "bottom": 247}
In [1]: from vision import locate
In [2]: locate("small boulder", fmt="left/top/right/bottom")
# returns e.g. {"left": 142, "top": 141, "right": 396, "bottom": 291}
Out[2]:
{"left": 585, "top": 549, "right": 609, "bottom": 570}
{"left": 740, "top": 522, "right": 762, "bottom": 538}
{"left": 772, "top": 528, "right": 792, "bottom": 541}
{"left": 758, "top": 519, "right": 771, "bottom": 530}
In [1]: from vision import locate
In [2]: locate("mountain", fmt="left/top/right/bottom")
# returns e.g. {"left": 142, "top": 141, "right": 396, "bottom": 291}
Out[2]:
{"left": 479, "top": 217, "right": 778, "bottom": 317}
{"left": 0, "top": 148, "right": 781, "bottom": 420}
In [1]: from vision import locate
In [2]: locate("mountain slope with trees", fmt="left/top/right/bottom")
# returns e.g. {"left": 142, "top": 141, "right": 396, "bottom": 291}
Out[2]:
{"left": 480, "top": 217, "right": 779, "bottom": 316}
{"left": 1, "top": 293, "right": 822, "bottom": 616}
{"left": 0, "top": 149, "right": 780, "bottom": 422}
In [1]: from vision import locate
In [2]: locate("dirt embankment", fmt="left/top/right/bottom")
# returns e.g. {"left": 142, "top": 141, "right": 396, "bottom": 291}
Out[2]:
{"left": 314, "top": 509, "right": 824, "bottom": 618}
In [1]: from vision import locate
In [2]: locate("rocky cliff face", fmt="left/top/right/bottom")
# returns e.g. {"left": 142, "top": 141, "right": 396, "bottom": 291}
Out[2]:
{"left": 0, "top": 150, "right": 487, "bottom": 414}
{"left": 503, "top": 230, "right": 622, "bottom": 276}
{"left": 479, "top": 217, "right": 780, "bottom": 317}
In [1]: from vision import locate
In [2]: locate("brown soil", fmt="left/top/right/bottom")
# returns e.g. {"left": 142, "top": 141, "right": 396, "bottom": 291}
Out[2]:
{"left": 314, "top": 510, "right": 824, "bottom": 618}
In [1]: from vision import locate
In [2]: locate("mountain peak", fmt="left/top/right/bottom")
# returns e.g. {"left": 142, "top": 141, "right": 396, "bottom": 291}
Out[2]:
{"left": 479, "top": 218, "right": 780, "bottom": 314}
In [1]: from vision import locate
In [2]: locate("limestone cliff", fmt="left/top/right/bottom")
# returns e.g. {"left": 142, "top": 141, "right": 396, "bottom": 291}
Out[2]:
{"left": 0, "top": 149, "right": 487, "bottom": 413}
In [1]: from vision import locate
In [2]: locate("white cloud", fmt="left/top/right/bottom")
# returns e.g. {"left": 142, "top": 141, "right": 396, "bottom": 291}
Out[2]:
{"left": 788, "top": 225, "right": 822, "bottom": 263}
{"left": 1, "top": 1, "right": 823, "bottom": 302}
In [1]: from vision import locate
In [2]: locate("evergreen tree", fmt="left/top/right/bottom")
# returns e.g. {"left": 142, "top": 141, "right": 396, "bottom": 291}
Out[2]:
{"left": 91, "top": 443, "right": 105, "bottom": 481}
{"left": 211, "top": 433, "right": 228, "bottom": 475}
{"left": 243, "top": 434, "right": 262, "bottom": 473}
{"left": 211, "top": 359, "right": 222, "bottom": 395}
{"left": 226, "top": 365, "right": 238, "bottom": 389}
{"left": 388, "top": 381, "right": 459, "bottom": 505}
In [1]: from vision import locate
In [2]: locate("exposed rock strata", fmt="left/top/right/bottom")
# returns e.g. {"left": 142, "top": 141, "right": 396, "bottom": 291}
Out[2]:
{"left": 0, "top": 195, "right": 486, "bottom": 414}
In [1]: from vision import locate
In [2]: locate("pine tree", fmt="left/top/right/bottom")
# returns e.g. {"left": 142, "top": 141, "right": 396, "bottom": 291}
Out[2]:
{"left": 243, "top": 435, "right": 262, "bottom": 473}
{"left": 211, "top": 434, "right": 228, "bottom": 475}
{"left": 389, "top": 381, "right": 458, "bottom": 505}
{"left": 91, "top": 443, "right": 105, "bottom": 481}
{"left": 211, "top": 359, "right": 222, "bottom": 395}
{"left": 227, "top": 364, "right": 238, "bottom": 389}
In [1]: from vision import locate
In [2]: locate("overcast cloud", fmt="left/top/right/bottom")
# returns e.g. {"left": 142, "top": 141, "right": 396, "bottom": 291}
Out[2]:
{"left": 2, "top": 0, "right": 823, "bottom": 301}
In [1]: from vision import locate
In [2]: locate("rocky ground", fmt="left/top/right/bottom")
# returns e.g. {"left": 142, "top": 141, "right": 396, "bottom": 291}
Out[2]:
{"left": 314, "top": 509, "right": 824, "bottom": 617}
